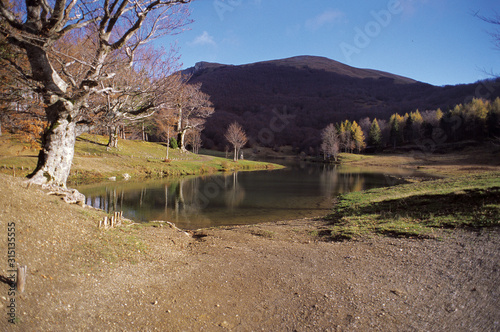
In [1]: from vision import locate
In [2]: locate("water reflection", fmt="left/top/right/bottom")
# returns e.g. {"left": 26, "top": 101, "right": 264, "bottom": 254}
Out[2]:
{"left": 78, "top": 163, "right": 415, "bottom": 230}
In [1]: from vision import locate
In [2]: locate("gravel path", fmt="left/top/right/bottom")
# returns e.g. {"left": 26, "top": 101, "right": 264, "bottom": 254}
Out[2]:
{"left": 0, "top": 174, "right": 499, "bottom": 331}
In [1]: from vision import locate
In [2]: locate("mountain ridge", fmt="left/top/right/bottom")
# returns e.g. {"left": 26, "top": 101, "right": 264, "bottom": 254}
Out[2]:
{"left": 184, "top": 55, "right": 419, "bottom": 84}
{"left": 250, "top": 56, "right": 418, "bottom": 84}
{"left": 181, "top": 55, "right": 499, "bottom": 152}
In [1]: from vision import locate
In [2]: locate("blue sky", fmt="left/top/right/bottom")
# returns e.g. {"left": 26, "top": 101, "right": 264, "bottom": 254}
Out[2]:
{"left": 160, "top": 0, "right": 499, "bottom": 86}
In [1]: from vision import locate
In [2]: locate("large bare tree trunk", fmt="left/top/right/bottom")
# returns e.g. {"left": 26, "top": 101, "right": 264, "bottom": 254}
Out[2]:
{"left": 28, "top": 100, "right": 77, "bottom": 187}
{"left": 2, "top": 0, "right": 192, "bottom": 188}
{"left": 107, "top": 125, "right": 119, "bottom": 148}
{"left": 166, "top": 127, "right": 170, "bottom": 160}
{"left": 179, "top": 128, "right": 188, "bottom": 152}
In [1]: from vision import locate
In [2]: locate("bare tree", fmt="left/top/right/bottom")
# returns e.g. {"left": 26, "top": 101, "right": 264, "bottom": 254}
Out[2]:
{"left": 173, "top": 81, "right": 214, "bottom": 152}
{"left": 0, "top": 31, "right": 45, "bottom": 141}
{"left": 225, "top": 122, "right": 248, "bottom": 162}
{"left": 320, "top": 123, "right": 340, "bottom": 162}
{"left": 96, "top": 46, "right": 182, "bottom": 148}
{"left": 476, "top": 11, "right": 500, "bottom": 50}
{"left": 155, "top": 105, "right": 178, "bottom": 160}
{"left": 186, "top": 128, "right": 202, "bottom": 154}
{"left": 359, "top": 117, "right": 371, "bottom": 140}
{"left": 0, "top": 0, "right": 191, "bottom": 187}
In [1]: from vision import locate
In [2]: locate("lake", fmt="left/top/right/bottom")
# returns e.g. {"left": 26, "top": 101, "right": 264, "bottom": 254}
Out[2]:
{"left": 77, "top": 162, "right": 421, "bottom": 230}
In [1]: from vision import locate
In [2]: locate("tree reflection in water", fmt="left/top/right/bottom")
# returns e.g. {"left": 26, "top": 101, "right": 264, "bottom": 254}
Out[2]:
{"left": 79, "top": 164, "right": 416, "bottom": 230}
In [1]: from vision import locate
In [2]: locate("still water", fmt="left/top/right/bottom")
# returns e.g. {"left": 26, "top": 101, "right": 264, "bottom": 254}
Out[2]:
{"left": 78, "top": 163, "right": 418, "bottom": 230}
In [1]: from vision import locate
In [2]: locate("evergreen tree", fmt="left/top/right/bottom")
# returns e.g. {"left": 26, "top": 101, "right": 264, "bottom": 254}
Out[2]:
{"left": 368, "top": 118, "right": 382, "bottom": 149}
{"left": 411, "top": 109, "right": 424, "bottom": 141}
{"left": 389, "top": 113, "right": 400, "bottom": 147}
{"left": 487, "top": 97, "right": 500, "bottom": 137}
{"left": 170, "top": 137, "right": 179, "bottom": 149}
{"left": 405, "top": 115, "right": 414, "bottom": 143}
{"left": 492, "top": 97, "right": 500, "bottom": 113}
{"left": 456, "top": 98, "right": 489, "bottom": 139}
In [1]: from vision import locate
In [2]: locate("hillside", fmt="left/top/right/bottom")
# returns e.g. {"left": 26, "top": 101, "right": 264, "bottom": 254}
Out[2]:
{"left": 0, "top": 134, "right": 281, "bottom": 184}
{"left": 184, "top": 56, "right": 500, "bottom": 152}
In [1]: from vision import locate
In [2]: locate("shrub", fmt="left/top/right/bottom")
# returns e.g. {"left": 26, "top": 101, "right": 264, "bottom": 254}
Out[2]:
{"left": 170, "top": 137, "right": 178, "bottom": 149}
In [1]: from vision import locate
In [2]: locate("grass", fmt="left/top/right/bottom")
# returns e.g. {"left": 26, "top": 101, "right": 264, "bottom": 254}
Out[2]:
{"left": 71, "top": 134, "right": 281, "bottom": 182}
{"left": 250, "top": 228, "right": 276, "bottom": 238}
{"left": 338, "top": 153, "right": 373, "bottom": 163}
{"left": 0, "top": 133, "right": 283, "bottom": 183}
{"left": 324, "top": 172, "right": 500, "bottom": 240}
{"left": 74, "top": 223, "right": 150, "bottom": 272}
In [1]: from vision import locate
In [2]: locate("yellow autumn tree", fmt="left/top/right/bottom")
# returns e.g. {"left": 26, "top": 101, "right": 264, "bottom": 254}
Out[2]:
{"left": 351, "top": 121, "right": 366, "bottom": 153}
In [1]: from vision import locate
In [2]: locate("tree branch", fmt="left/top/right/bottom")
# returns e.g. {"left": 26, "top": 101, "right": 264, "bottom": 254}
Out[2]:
{"left": 0, "top": 3, "right": 21, "bottom": 28}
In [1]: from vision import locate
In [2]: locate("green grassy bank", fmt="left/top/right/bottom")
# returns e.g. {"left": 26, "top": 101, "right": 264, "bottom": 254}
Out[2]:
{"left": 325, "top": 172, "right": 500, "bottom": 240}
{"left": 0, "top": 133, "right": 282, "bottom": 184}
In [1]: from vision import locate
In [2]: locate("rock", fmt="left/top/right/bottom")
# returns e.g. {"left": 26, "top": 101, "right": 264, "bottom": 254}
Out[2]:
{"left": 390, "top": 289, "right": 406, "bottom": 297}
{"left": 220, "top": 321, "right": 231, "bottom": 328}
{"left": 445, "top": 303, "right": 457, "bottom": 313}
{"left": 44, "top": 185, "right": 86, "bottom": 206}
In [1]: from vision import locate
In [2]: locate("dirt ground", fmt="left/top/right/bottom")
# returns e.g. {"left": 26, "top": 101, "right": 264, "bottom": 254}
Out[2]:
{"left": 1, "top": 149, "right": 500, "bottom": 331}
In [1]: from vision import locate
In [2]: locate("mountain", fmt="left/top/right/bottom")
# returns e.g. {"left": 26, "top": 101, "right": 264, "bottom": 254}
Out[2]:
{"left": 183, "top": 55, "right": 499, "bottom": 152}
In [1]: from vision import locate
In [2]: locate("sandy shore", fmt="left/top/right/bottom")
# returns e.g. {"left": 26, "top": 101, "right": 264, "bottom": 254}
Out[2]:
{"left": 1, "top": 164, "right": 499, "bottom": 330}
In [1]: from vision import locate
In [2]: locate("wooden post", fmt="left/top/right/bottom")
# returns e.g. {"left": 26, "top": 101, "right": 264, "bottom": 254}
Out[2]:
{"left": 99, "top": 212, "right": 124, "bottom": 229}
{"left": 17, "top": 265, "right": 27, "bottom": 293}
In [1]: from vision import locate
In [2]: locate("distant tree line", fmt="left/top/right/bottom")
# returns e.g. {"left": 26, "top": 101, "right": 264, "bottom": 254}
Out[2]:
{"left": 320, "top": 97, "right": 500, "bottom": 160}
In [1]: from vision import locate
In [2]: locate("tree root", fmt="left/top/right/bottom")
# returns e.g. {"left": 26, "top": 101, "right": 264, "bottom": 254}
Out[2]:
{"left": 41, "top": 184, "right": 86, "bottom": 206}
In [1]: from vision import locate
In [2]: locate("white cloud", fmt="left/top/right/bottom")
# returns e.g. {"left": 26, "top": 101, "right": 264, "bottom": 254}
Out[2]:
{"left": 188, "top": 31, "right": 216, "bottom": 47}
{"left": 305, "top": 9, "right": 346, "bottom": 31}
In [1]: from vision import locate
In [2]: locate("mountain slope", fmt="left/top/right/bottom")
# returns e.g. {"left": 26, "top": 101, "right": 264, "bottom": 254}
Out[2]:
{"left": 184, "top": 56, "right": 498, "bottom": 152}
{"left": 257, "top": 56, "right": 417, "bottom": 84}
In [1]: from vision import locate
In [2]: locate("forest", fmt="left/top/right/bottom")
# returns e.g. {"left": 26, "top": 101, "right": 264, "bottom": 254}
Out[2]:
{"left": 320, "top": 97, "right": 500, "bottom": 162}
{"left": 185, "top": 57, "right": 500, "bottom": 154}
